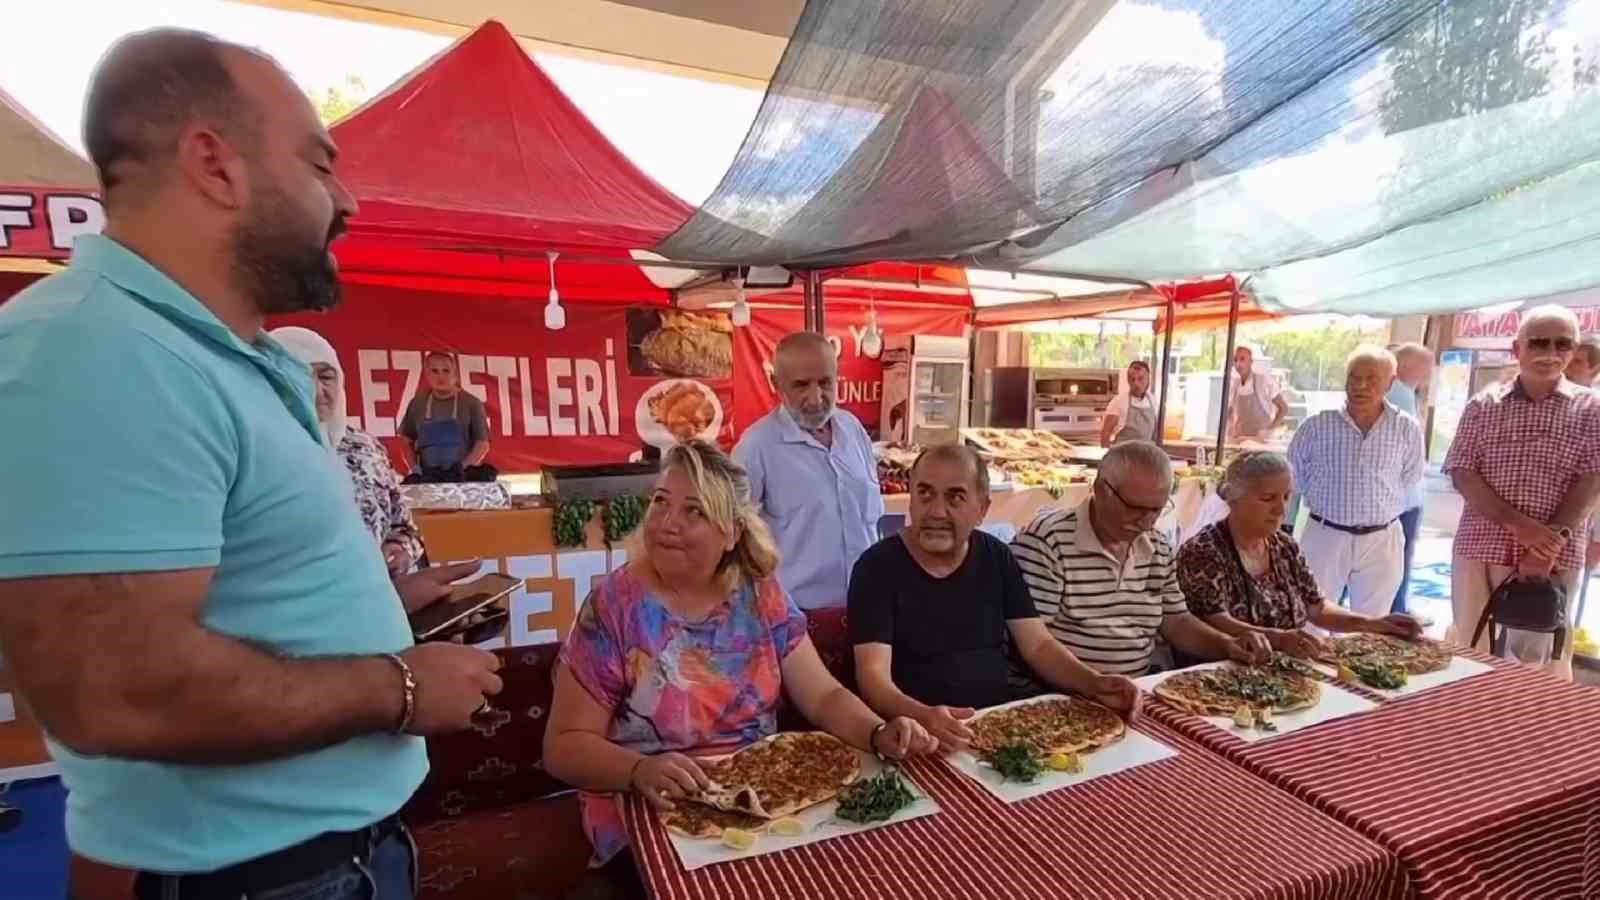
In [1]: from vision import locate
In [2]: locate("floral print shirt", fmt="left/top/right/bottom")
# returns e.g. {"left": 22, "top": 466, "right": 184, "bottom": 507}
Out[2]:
{"left": 559, "top": 565, "right": 808, "bottom": 863}
{"left": 337, "top": 428, "right": 424, "bottom": 566}
{"left": 1176, "top": 521, "right": 1325, "bottom": 631}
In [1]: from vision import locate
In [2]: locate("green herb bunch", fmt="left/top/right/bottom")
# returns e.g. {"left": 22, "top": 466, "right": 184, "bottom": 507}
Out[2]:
{"left": 835, "top": 769, "right": 916, "bottom": 823}
{"left": 1348, "top": 659, "right": 1408, "bottom": 690}
{"left": 603, "top": 495, "right": 647, "bottom": 545}
{"left": 553, "top": 498, "right": 596, "bottom": 548}
{"left": 981, "top": 742, "right": 1043, "bottom": 783}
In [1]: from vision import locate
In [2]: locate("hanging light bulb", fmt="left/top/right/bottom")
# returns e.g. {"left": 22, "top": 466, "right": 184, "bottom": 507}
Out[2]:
{"left": 544, "top": 251, "right": 565, "bottom": 331}
{"left": 730, "top": 275, "right": 751, "bottom": 327}
{"left": 861, "top": 306, "right": 883, "bottom": 359}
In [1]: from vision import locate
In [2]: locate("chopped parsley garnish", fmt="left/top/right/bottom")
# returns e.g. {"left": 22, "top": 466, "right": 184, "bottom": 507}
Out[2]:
{"left": 981, "top": 742, "right": 1045, "bottom": 783}
{"left": 835, "top": 769, "right": 916, "bottom": 823}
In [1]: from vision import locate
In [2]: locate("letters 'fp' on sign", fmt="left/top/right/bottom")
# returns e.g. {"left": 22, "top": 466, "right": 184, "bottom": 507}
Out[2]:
{"left": 0, "top": 189, "right": 106, "bottom": 258}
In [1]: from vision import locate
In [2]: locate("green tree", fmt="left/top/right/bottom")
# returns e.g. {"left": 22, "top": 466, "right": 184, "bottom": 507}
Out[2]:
{"left": 1375, "top": 1, "right": 1555, "bottom": 134}
{"left": 307, "top": 75, "right": 369, "bottom": 125}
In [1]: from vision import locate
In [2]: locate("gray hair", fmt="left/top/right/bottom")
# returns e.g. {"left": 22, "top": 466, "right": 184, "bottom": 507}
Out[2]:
{"left": 1517, "top": 304, "right": 1580, "bottom": 340}
{"left": 1345, "top": 344, "right": 1397, "bottom": 376}
{"left": 1099, "top": 440, "right": 1172, "bottom": 488}
{"left": 1576, "top": 335, "right": 1600, "bottom": 370}
{"left": 911, "top": 443, "right": 990, "bottom": 497}
{"left": 1219, "top": 451, "right": 1293, "bottom": 502}
{"left": 1392, "top": 342, "right": 1430, "bottom": 365}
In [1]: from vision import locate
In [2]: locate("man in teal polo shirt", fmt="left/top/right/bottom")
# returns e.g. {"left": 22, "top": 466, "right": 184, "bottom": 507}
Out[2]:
{"left": 0, "top": 30, "right": 502, "bottom": 900}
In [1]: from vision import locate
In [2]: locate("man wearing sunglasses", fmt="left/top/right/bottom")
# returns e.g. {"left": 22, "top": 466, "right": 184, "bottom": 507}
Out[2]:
{"left": 1444, "top": 305, "right": 1600, "bottom": 680}
{"left": 1012, "top": 441, "right": 1272, "bottom": 676}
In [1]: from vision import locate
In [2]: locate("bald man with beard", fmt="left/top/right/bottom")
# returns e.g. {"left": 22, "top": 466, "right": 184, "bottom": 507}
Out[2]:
{"left": 735, "top": 332, "right": 884, "bottom": 611}
{"left": 0, "top": 30, "right": 500, "bottom": 900}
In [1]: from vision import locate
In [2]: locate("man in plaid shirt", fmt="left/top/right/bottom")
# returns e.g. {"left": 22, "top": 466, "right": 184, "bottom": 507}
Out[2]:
{"left": 1288, "top": 346, "right": 1425, "bottom": 618}
{"left": 1444, "top": 305, "right": 1600, "bottom": 681}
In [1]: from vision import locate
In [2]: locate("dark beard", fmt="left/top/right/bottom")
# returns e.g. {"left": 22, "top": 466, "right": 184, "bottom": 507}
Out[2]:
{"left": 231, "top": 180, "right": 345, "bottom": 315}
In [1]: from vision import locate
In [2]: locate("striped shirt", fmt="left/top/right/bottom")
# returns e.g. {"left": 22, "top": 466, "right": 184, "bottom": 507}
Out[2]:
{"left": 1287, "top": 403, "right": 1423, "bottom": 528}
{"left": 1011, "top": 500, "right": 1187, "bottom": 676}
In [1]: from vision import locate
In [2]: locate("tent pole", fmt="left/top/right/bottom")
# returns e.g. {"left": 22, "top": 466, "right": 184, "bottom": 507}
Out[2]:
{"left": 803, "top": 270, "right": 825, "bottom": 333}
{"left": 1154, "top": 298, "right": 1176, "bottom": 449}
{"left": 1214, "top": 281, "right": 1242, "bottom": 463}
{"left": 816, "top": 273, "right": 827, "bottom": 333}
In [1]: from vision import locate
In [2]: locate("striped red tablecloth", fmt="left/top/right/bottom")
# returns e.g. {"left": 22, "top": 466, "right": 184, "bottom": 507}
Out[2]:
{"left": 1141, "top": 652, "right": 1600, "bottom": 899}
{"left": 621, "top": 716, "right": 1406, "bottom": 900}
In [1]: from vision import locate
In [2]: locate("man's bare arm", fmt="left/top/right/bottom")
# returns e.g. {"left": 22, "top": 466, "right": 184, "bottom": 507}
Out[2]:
{"left": 1549, "top": 473, "right": 1600, "bottom": 531}
{"left": 0, "top": 569, "right": 419, "bottom": 764}
{"left": 466, "top": 439, "right": 491, "bottom": 467}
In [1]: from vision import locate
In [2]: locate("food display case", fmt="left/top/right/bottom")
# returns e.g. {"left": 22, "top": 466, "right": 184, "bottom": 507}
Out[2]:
{"left": 880, "top": 334, "right": 970, "bottom": 446}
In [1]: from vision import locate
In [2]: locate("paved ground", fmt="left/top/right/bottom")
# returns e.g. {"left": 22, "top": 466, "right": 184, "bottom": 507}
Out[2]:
{"left": 1399, "top": 479, "right": 1598, "bottom": 641}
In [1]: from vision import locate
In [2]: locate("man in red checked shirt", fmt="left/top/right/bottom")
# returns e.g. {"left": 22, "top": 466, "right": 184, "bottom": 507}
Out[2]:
{"left": 1443, "top": 305, "right": 1600, "bottom": 680}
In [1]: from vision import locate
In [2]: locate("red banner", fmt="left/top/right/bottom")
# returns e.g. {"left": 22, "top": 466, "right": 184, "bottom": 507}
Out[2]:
{"left": 274, "top": 284, "right": 734, "bottom": 472}
{"left": 0, "top": 186, "right": 103, "bottom": 259}
{"left": 732, "top": 304, "right": 969, "bottom": 435}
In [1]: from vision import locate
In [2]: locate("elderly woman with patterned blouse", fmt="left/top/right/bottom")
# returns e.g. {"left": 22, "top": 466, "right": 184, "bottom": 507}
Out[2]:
{"left": 1176, "top": 451, "right": 1421, "bottom": 658}
{"left": 271, "top": 326, "right": 425, "bottom": 577}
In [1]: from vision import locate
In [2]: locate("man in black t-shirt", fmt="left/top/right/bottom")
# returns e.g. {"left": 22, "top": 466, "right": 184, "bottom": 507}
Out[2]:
{"left": 849, "top": 444, "right": 1141, "bottom": 753}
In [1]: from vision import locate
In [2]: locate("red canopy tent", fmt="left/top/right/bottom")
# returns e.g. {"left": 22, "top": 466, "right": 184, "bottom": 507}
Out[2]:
{"left": 327, "top": 19, "right": 694, "bottom": 304}
{"left": 282, "top": 20, "right": 972, "bottom": 470}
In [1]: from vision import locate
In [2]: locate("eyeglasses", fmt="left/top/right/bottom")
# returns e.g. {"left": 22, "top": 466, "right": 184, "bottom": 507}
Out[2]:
{"left": 1525, "top": 337, "right": 1576, "bottom": 353}
{"left": 1099, "top": 477, "right": 1175, "bottom": 519}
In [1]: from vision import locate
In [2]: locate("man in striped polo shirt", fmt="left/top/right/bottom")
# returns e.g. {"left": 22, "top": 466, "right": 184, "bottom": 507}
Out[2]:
{"left": 1012, "top": 442, "right": 1271, "bottom": 676}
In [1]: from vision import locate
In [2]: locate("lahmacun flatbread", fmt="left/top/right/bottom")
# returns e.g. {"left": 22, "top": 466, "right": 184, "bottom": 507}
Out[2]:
{"left": 694, "top": 732, "right": 861, "bottom": 820}
{"left": 661, "top": 803, "right": 770, "bottom": 839}
{"left": 1327, "top": 634, "right": 1451, "bottom": 675}
{"left": 969, "top": 696, "right": 1125, "bottom": 757}
{"left": 1155, "top": 658, "right": 1321, "bottom": 717}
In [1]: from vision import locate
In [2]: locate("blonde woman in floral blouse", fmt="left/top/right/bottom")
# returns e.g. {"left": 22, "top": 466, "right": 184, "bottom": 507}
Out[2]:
{"left": 271, "top": 327, "right": 425, "bottom": 576}
{"left": 1176, "top": 451, "right": 1420, "bottom": 658}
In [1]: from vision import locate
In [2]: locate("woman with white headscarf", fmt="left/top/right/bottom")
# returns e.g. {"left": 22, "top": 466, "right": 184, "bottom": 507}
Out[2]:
{"left": 271, "top": 326, "right": 425, "bottom": 576}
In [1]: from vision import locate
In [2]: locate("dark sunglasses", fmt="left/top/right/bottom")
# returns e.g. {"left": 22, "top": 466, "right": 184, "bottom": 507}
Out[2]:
{"left": 1526, "top": 337, "right": 1576, "bottom": 353}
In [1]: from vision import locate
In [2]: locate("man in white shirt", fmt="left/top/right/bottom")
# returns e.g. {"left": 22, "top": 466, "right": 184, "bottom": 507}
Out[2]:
{"left": 1100, "top": 360, "right": 1157, "bottom": 447}
{"left": 1227, "top": 345, "right": 1289, "bottom": 440}
{"left": 735, "top": 332, "right": 884, "bottom": 610}
{"left": 1385, "top": 342, "right": 1434, "bottom": 616}
{"left": 1288, "top": 346, "right": 1425, "bottom": 617}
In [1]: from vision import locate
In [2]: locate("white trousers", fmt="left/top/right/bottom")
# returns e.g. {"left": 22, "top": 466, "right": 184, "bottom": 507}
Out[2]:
{"left": 1299, "top": 518, "right": 1404, "bottom": 618}
{"left": 1448, "top": 557, "right": 1577, "bottom": 682}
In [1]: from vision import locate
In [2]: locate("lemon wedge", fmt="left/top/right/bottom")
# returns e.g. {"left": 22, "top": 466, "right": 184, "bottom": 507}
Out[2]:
{"left": 1337, "top": 664, "right": 1357, "bottom": 683}
{"left": 1046, "top": 751, "right": 1082, "bottom": 773}
{"left": 720, "top": 827, "right": 759, "bottom": 851}
{"left": 1232, "top": 706, "right": 1255, "bottom": 729}
{"left": 770, "top": 817, "right": 806, "bottom": 837}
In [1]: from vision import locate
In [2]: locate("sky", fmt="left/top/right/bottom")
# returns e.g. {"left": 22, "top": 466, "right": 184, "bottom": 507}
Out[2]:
{"left": 0, "top": 1, "right": 763, "bottom": 204}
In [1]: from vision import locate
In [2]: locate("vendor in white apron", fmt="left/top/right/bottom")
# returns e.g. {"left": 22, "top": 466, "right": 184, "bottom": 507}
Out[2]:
{"left": 1227, "top": 345, "right": 1288, "bottom": 441}
{"left": 1100, "top": 360, "right": 1158, "bottom": 447}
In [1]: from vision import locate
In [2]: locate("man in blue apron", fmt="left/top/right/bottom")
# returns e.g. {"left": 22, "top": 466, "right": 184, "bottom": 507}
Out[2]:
{"left": 399, "top": 352, "right": 494, "bottom": 483}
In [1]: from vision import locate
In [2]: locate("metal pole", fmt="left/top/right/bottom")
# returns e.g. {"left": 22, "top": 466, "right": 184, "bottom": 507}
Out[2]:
{"left": 1154, "top": 298, "right": 1176, "bottom": 449}
{"left": 814, "top": 272, "right": 826, "bottom": 334}
{"left": 802, "top": 270, "right": 816, "bottom": 332}
{"left": 1215, "top": 282, "right": 1242, "bottom": 462}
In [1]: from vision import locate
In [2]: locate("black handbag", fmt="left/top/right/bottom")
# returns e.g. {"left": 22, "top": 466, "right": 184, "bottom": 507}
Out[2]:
{"left": 1472, "top": 574, "right": 1569, "bottom": 661}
